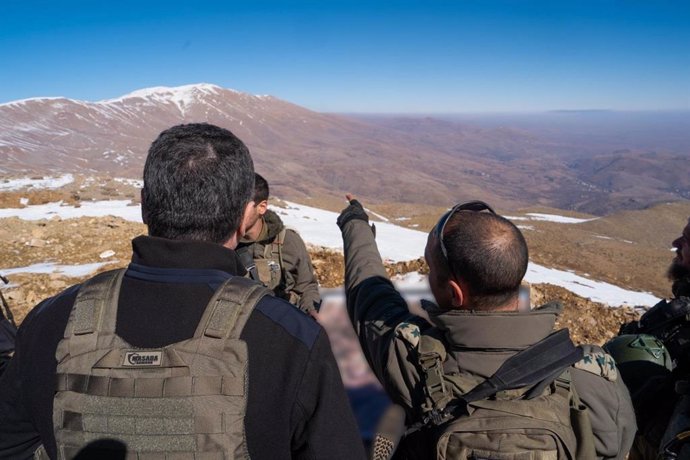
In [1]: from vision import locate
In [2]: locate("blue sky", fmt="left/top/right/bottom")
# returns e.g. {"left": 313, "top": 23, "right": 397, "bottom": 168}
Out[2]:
{"left": 1, "top": 0, "right": 688, "bottom": 112}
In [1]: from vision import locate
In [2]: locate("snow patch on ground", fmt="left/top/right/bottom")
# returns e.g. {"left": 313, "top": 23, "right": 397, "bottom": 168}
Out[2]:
{"left": 0, "top": 174, "right": 74, "bottom": 191}
{"left": 506, "top": 213, "right": 597, "bottom": 224}
{"left": 366, "top": 209, "right": 390, "bottom": 222}
{"left": 2, "top": 261, "right": 117, "bottom": 277}
{"left": 0, "top": 198, "right": 658, "bottom": 307}
{"left": 276, "top": 201, "right": 427, "bottom": 262}
{"left": 526, "top": 213, "right": 596, "bottom": 224}
{"left": 0, "top": 200, "right": 142, "bottom": 222}
{"left": 523, "top": 263, "right": 658, "bottom": 307}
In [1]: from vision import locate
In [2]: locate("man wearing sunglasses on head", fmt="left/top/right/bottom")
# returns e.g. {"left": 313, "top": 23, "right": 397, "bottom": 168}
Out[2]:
{"left": 337, "top": 196, "right": 635, "bottom": 460}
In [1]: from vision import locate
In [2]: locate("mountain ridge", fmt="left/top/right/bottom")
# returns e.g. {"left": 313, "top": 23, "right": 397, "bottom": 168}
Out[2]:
{"left": 2, "top": 83, "right": 688, "bottom": 215}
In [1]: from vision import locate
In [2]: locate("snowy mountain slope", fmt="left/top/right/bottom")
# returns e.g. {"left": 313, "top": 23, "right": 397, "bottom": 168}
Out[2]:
{"left": 0, "top": 193, "right": 659, "bottom": 308}
{"left": 5, "top": 84, "right": 687, "bottom": 214}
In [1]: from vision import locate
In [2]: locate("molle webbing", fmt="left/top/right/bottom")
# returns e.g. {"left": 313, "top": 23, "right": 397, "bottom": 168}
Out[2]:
{"left": 52, "top": 269, "right": 269, "bottom": 459}
{"left": 56, "top": 373, "right": 245, "bottom": 397}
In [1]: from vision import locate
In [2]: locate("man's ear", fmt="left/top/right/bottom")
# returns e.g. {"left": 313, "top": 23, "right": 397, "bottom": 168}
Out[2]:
{"left": 224, "top": 201, "right": 255, "bottom": 250}
{"left": 257, "top": 200, "right": 268, "bottom": 216}
{"left": 448, "top": 279, "right": 465, "bottom": 308}
{"left": 140, "top": 189, "right": 148, "bottom": 225}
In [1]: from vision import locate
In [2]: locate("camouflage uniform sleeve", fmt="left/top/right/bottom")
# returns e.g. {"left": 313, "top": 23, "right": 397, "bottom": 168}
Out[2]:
{"left": 571, "top": 345, "right": 637, "bottom": 460}
{"left": 341, "top": 219, "right": 431, "bottom": 413}
{"left": 281, "top": 230, "right": 322, "bottom": 314}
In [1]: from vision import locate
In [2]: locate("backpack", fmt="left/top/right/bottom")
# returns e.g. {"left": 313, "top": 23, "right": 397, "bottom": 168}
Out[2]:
{"left": 372, "top": 327, "right": 597, "bottom": 460}
{"left": 34, "top": 268, "right": 270, "bottom": 459}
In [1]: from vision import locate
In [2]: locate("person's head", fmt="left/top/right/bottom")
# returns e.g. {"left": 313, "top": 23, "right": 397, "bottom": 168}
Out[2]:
{"left": 141, "top": 123, "right": 254, "bottom": 246}
{"left": 668, "top": 217, "right": 690, "bottom": 282}
{"left": 246, "top": 173, "right": 270, "bottom": 230}
{"left": 424, "top": 201, "right": 528, "bottom": 311}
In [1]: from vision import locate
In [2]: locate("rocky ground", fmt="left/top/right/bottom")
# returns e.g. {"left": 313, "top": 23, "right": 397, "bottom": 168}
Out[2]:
{"left": 1, "top": 219, "right": 639, "bottom": 348}
{"left": 1, "top": 180, "right": 657, "bottom": 390}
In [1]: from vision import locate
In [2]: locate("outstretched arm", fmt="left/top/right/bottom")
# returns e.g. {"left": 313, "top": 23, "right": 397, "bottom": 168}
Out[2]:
{"left": 338, "top": 196, "right": 431, "bottom": 411}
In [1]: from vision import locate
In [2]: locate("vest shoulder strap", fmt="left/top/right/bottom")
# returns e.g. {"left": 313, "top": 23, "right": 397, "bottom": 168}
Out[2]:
{"left": 198, "top": 276, "right": 271, "bottom": 340}
{"left": 69, "top": 269, "right": 125, "bottom": 337}
{"left": 263, "top": 228, "right": 287, "bottom": 259}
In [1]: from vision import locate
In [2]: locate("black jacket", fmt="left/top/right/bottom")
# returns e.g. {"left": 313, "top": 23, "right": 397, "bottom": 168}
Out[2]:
{"left": 0, "top": 236, "right": 365, "bottom": 460}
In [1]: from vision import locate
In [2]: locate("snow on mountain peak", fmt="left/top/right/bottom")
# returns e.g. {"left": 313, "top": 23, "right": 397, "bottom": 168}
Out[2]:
{"left": 117, "top": 83, "right": 223, "bottom": 100}
{"left": 100, "top": 83, "right": 229, "bottom": 115}
{"left": 0, "top": 96, "right": 68, "bottom": 108}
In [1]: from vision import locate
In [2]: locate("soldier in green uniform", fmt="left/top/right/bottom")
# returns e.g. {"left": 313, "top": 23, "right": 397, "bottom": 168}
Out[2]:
{"left": 337, "top": 196, "right": 636, "bottom": 459}
{"left": 237, "top": 174, "right": 321, "bottom": 314}
{"left": 608, "top": 216, "right": 690, "bottom": 459}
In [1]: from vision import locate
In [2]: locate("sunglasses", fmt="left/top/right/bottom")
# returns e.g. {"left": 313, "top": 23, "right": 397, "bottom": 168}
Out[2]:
{"left": 434, "top": 200, "right": 496, "bottom": 264}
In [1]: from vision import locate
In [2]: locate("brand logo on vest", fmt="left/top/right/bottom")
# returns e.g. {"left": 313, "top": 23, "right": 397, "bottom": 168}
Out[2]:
{"left": 123, "top": 351, "right": 163, "bottom": 367}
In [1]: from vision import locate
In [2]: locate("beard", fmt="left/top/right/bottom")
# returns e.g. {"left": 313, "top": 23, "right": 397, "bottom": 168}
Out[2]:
{"left": 667, "top": 259, "right": 690, "bottom": 282}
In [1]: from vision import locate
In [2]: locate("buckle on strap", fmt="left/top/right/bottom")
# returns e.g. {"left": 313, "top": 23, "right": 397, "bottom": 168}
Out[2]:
{"left": 419, "top": 351, "right": 449, "bottom": 409}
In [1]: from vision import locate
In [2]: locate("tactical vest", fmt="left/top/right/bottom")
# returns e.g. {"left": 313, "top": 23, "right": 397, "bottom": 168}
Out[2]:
{"left": 35, "top": 268, "right": 269, "bottom": 459}
{"left": 254, "top": 228, "right": 286, "bottom": 292}
{"left": 372, "top": 326, "right": 598, "bottom": 460}
{"left": 241, "top": 229, "right": 302, "bottom": 305}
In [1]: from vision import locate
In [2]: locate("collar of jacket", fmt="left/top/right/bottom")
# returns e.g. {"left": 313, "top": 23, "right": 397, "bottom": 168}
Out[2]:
{"left": 131, "top": 235, "right": 247, "bottom": 275}
{"left": 240, "top": 209, "right": 285, "bottom": 245}
{"left": 424, "top": 302, "right": 560, "bottom": 377}
{"left": 672, "top": 275, "right": 690, "bottom": 298}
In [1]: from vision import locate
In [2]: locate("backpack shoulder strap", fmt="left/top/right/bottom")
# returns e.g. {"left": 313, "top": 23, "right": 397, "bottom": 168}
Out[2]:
{"left": 417, "top": 334, "right": 455, "bottom": 424}
{"left": 559, "top": 368, "right": 598, "bottom": 460}
{"left": 196, "top": 276, "right": 271, "bottom": 340}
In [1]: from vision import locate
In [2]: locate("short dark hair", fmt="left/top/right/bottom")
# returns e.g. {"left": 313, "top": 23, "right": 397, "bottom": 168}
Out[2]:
{"left": 142, "top": 123, "right": 254, "bottom": 244}
{"left": 443, "top": 211, "right": 528, "bottom": 310}
{"left": 253, "top": 173, "right": 269, "bottom": 203}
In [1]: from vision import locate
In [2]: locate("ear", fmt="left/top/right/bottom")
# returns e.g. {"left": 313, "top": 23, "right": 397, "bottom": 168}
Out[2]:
{"left": 140, "top": 189, "right": 148, "bottom": 225}
{"left": 223, "top": 201, "right": 254, "bottom": 250}
{"left": 257, "top": 200, "right": 268, "bottom": 216}
{"left": 448, "top": 279, "right": 465, "bottom": 308}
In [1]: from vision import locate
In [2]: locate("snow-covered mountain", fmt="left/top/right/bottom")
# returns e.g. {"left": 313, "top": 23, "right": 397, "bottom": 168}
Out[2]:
{"left": 2, "top": 83, "right": 688, "bottom": 214}
{"left": 0, "top": 83, "right": 335, "bottom": 177}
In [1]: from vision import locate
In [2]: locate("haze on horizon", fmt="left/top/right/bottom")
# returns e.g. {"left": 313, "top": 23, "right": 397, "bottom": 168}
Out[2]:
{"left": 1, "top": 0, "right": 688, "bottom": 113}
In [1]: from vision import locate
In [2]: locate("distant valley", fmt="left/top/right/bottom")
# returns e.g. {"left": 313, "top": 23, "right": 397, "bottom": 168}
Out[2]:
{"left": 1, "top": 83, "right": 688, "bottom": 215}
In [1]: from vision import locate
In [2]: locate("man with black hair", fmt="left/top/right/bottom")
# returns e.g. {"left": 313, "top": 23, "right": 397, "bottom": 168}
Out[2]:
{"left": 337, "top": 196, "right": 635, "bottom": 459}
{"left": 237, "top": 173, "right": 321, "bottom": 314}
{"left": 0, "top": 124, "right": 364, "bottom": 459}
{"left": 608, "top": 217, "right": 690, "bottom": 459}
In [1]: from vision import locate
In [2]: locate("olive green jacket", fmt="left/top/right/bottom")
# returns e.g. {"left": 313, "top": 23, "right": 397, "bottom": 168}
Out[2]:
{"left": 238, "top": 210, "right": 321, "bottom": 313}
{"left": 341, "top": 218, "right": 636, "bottom": 459}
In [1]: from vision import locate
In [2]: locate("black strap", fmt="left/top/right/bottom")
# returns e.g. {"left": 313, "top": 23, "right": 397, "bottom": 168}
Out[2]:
{"left": 408, "top": 328, "right": 583, "bottom": 434}
{"left": 461, "top": 329, "right": 582, "bottom": 404}
{"left": 236, "top": 246, "right": 260, "bottom": 282}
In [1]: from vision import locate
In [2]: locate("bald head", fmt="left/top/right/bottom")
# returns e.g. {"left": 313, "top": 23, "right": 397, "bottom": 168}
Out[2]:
{"left": 442, "top": 211, "right": 528, "bottom": 310}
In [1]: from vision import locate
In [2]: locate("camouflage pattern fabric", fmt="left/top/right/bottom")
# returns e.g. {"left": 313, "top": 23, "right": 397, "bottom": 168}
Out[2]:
{"left": 574, "top": 345, "right": 618, "bottom": 382}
